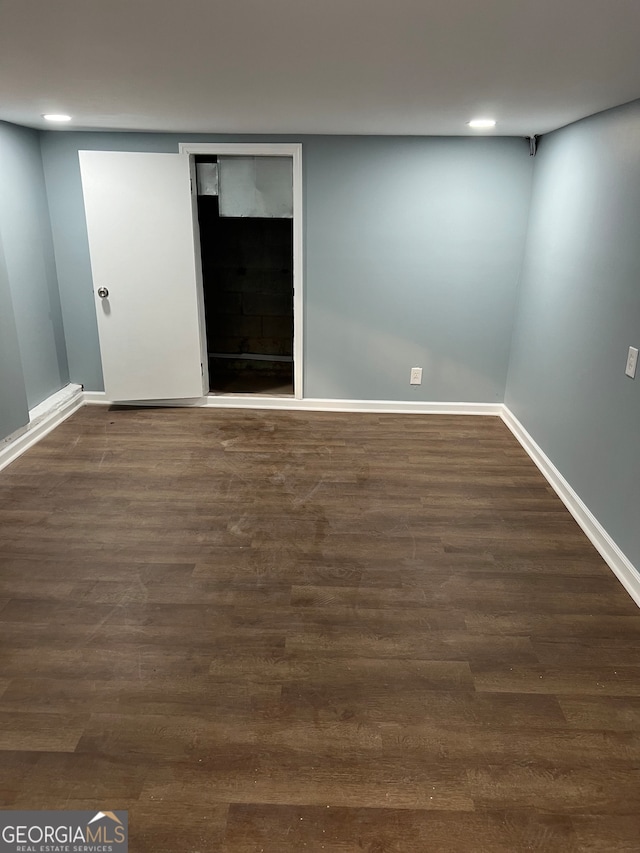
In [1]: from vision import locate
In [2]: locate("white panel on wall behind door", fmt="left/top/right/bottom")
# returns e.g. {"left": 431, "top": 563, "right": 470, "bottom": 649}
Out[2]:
{"left": 79, "top": 151, "right": 205, "bottom": 402}
{"left": 218, "top": 156, "right": 293, "bottom": 218}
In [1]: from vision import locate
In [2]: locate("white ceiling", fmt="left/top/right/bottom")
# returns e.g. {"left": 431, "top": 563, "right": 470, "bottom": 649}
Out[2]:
{"left": 1, "top": 0, "right": 639, "bottom": 137}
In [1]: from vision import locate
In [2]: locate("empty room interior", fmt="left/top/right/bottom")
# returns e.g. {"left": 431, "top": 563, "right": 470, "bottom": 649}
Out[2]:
{"left": 1, "top": 1, "right": 640, "bottom": 851}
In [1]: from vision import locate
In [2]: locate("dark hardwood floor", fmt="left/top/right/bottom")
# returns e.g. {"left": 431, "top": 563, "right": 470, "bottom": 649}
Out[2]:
{"left": 1, "top": 406, "right": 639, "bottom": 852}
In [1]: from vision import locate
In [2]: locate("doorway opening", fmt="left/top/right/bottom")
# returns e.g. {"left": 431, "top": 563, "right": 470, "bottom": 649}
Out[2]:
{"left": 194, "top": 154, "right": 295, "bottom": 396}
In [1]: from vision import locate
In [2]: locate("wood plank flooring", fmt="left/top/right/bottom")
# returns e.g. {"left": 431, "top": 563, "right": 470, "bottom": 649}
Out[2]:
{"left": 0, "top": 406, "right": 639, "bottom": 852}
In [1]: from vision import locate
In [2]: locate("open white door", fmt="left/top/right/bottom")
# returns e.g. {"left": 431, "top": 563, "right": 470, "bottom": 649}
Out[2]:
{"left": 79, "top": 151, "right": 206, "bottom": 402}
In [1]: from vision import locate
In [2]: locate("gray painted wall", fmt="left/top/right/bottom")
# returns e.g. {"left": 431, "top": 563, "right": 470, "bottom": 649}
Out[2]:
{"left": 40, "top": 131, "right": 533, "bottom": 400}
{"left": 506, "top": 100, "right": 640, "bottom": 570}
{"left": 0, "top": 121, "right": 68, "bottom": 408}
{"left": 304, "top": 136, "right": 532, "bottom": 400}
{"left": 0, "top": 231, "right": 29, "bottom": 440}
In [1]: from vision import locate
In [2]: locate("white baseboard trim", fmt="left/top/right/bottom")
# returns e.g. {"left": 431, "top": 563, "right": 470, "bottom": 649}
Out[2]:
{"left": 501, "top": 405, "right": 640, "bottom": 609}
{"left": 203, "top": 396, "right": 503, "bottom": 415}
{"left": 82, "top": 391, "right": 503, "bottom": 415}
{"left": 0, "top": 383, "right": 84, "bottom": 473}
{"left": 83, "top": 391, "right": 111, "bottom": 405}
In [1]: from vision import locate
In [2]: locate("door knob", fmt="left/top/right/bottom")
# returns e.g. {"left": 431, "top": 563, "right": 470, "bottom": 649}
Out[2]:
{"left": 97, "top": 287, "right": 109, "bottom": 298}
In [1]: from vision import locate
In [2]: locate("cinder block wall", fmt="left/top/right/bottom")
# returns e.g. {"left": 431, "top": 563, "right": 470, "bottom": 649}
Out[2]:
{"left": 201, "top": 210, "right": 293, "bottom": 360}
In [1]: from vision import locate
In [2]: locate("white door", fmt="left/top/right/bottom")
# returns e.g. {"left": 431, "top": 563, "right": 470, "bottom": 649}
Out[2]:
{"left": 79, "top": 151, "right": 206, "bottom": 402}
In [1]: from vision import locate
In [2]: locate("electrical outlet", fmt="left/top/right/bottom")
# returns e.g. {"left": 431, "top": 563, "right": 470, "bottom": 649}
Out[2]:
{"left": 625, "top": 346, "right": 638, "bottom": 379}
{"left": 410, "top": 367, "right": 422, "bottom": 385}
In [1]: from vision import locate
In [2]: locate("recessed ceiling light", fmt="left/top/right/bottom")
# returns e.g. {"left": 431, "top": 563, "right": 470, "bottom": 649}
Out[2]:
{"left": 42, "top": 114, "right": 72, "bottom": 122}
{"left": 468, "top": 118, "right": 496, "bottom": 129}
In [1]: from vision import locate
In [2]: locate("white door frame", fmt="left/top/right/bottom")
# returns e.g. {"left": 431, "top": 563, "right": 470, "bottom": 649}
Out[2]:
{"left": 179, "top": 142, "right": 303, "bottom": 400}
